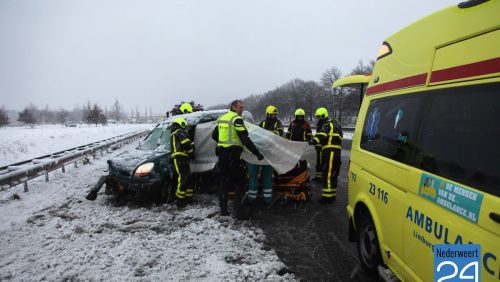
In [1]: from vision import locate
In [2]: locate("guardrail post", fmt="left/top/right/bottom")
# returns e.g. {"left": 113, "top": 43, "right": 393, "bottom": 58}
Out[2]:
{"left": 24, "top": 181, "right": 28, "bottom": 192}
{"left": 62, "top": 165, "right": 65, "bottom": 173}
{"left": 74, "top": 161, "right": 78, "bottom": 168}
{"left": 45, "top": 171, "right": 49, "bottom": 182}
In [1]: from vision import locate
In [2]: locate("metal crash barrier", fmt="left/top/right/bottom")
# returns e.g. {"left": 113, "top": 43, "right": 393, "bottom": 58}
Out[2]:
{"left": 0, "top": 130, "right": 150, "bottom": 192}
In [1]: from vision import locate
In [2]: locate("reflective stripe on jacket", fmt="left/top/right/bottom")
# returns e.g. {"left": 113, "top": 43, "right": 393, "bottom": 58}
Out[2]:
{"left": 286, "top": 119, "right": 312, "bottom": 141}
{"left": 171, "top": 128, "right": 193, "bottom": 158}
{"left": 314, "top": 119, "right": 343, "bottom": 150}
{"left": 260, "top": 119, "right": 284, "bottom": 136}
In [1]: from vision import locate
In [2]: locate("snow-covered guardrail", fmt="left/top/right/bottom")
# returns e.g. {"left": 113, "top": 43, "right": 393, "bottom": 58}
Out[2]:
{"left": 0, "top": 130, "right": 150, "bottom": 192}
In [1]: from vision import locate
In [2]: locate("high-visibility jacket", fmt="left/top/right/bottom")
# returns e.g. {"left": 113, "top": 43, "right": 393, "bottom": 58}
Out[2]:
{"left": 315, "top": 119, "right": 328, "bottom": 149}
{"left": 314, "top": 119, "right": 343, "bottom": 150}
{"left": 216, "top": 111, "right": 245, "bottom": 147}
{"left": 259, "top": 118, "right": 284, "bottom": 136}
{"left": 170, "top": 127, "right": 193, "bottom": 158}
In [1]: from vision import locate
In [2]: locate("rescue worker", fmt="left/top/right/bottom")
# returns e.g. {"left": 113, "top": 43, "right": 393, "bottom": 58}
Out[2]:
{"left": 314, "top": 108, "right": 329, "bottom": 182}
{"left": 286, "top": 108, "right": 312, "bottom": 141}
{"left": 309, "top": 107, "right": 343, "bottom": 204}
{"left": 179, "top": 102, "right": 195, "bottom": 200}
{"left": 180, "top": 102, "right": 193, "bottom": 114}
{"left": 286, "top": 108, "right": 312, "bottom": 170}
{"left": 170, "top": 117, "right": 194, "bottom": 208}
{"left": 260, "top": 105, "right": 284, "bottom": 136}
{"left": 212, "top": 100, "right": 264, "bottom": 218}
{"left": 247, "top": 105, "right": 283, "bottom": 205}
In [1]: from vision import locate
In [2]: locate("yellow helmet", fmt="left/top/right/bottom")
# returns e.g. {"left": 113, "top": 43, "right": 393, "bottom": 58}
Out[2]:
{"left": 180, "top": 103, "right": 193, "bottom": 114}
{"left": 173, "top": 117, "right": 188, "bottom": 129}
{"left": 315, "top": 107, "right": 329, "bottom": 119}
{"left": 294, "top": 108, "right": 305, "bottom": 116}
{"left": 266, "top": 105, "right": 278, "bottom": 117}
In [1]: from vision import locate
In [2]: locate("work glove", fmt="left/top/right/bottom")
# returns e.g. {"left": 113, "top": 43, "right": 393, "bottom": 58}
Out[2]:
{"left": 256, "top": 153, "right": 264, "bottom": 161}
{"left": 308, "top": 140, "right": 315, "bottom": 146}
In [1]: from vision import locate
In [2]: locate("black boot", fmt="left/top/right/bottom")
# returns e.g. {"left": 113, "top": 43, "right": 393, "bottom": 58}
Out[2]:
{"left": 233, "top": 205, "right": 250, "bottom": 220}
{"left": 318, "top": 196, "right": 334, "bottom": 204}
{"left": 234, "top": 211, "right": 250, "bottom": 220}
{"left": 86, "top": 191, "right": 97, "bottom": 201}
{"left": 176, "top": 198, "right": 187, "bottom": 209}
{"left": 220, "top": 206, "right": 230, "bottom": 216}
{"left": 186, "top": 197, "right": 197, "bottom": 204}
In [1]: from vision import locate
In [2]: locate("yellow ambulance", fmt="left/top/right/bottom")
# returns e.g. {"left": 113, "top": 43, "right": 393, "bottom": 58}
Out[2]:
{"left": 337, "top": 1, "right": 500, "bottom": 281}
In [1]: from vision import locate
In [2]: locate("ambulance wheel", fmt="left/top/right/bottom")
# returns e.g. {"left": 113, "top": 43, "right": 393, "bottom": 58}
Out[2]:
{"left": 356, "top": 213, "right": 382, "bottom": 276}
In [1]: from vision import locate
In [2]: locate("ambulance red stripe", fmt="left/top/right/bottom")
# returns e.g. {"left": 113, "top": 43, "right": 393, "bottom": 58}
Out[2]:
{"left": 366, "top": 57, "right": 500, "bottom": 95}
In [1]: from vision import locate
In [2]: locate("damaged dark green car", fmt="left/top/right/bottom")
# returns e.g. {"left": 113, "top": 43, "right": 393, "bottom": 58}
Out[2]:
{"left": 86, "top": 110, "right": 237, "bottom": 204}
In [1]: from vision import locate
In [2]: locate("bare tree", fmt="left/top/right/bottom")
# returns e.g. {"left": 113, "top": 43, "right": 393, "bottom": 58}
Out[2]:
{"left": 350, "top": 59, "right": 375, "bottom": 75}
{"left": 109, "top": 98, "right": 123, "bottom": 124}
{"left": 0, "top": 105, "right": 9, "bottom": 127}
{"left": 320, "top": 66, "right": 344, "bottom": 120}
{"left": 83, "top": 101, "right": 92, "bottom": 126}
{"left": 18, "top": 106, "right": 37, "bottom": 127}
{"left": 216, "top": 60, "right": 372, "bottom": 127}
{"left": 321, "top": 59, "right": 376, "bottom": 126}
{"left": 98, "top": 110, "right": 107, "bottom": 125}
{"left": 70, "top": 107, "right": 84, "bottom": 123}
{"left": 86, "top": 104, "right": 106, "bottom": 126}
{"left": 320, "top": 66, "right": 342, "bottom": 90}
{"left": 57, "top": 107, "right": 69, "bottom": 126}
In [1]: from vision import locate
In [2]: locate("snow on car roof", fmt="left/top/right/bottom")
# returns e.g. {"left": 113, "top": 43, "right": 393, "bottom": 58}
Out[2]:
{"left": 157, "top": 109, "right": 255, "bottom": 128}
{"left": 158, "top": 110, "right": 228, "bottom": 128}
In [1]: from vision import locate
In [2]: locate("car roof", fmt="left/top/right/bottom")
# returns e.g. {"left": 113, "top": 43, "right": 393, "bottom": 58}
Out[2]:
{"left": 156, "top": 109, "right": 255, "bottom": 129}
{"left": 157, "top": 110, "right": 227, "bottom": 128}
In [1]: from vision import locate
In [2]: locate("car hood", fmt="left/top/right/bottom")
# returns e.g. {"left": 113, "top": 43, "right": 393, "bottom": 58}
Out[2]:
{"left": 108, "top": 146, "right": 167, "bottom": 175}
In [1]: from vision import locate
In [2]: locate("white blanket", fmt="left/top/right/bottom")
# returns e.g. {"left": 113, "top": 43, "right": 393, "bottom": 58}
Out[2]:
{"left": 191, "top": 121, "right": 316, "bottom": 175}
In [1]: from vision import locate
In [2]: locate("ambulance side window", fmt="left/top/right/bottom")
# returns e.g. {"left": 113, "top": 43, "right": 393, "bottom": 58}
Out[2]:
{"left": 360, "top": 83, "right": 500, "bottom": 197}
{"left": 360, "top": 95, "right": 422, "bottom": 166}
{"left": 417, "top": 83, "right": 500, "bottom": 196}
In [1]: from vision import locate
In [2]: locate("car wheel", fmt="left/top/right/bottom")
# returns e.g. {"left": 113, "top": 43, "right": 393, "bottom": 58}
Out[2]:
{"left": 357, "top": 213, "right": 383, "bottom": 276}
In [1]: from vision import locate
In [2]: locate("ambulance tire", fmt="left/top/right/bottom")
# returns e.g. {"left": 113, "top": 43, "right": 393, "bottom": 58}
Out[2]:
{"left": 357, "top": 214, "right": 382, "bottom": 276}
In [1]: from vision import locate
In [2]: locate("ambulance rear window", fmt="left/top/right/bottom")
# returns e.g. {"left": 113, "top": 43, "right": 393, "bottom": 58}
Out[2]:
{"left": 361, "top": 82, "right": 500, "bottom": 196}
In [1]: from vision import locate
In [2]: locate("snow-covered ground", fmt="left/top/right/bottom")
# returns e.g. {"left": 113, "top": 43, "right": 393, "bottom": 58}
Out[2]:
{"left": 0, "top": 124, "right": 153, "bottom": 167}
{"left": 0, "top": 132, "right": 295, "bottom": 281}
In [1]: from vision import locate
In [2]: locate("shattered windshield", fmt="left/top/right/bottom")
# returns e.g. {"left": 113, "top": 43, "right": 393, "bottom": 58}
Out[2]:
{"left": 137, "top": 110, "right": 252, "bottom": 151}
{"left": 139, "top": 127, "right": 170, "bottom": 150}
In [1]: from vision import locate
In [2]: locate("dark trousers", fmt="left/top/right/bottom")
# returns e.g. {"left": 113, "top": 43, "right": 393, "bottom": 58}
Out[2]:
{"left": 217, "top": 147, "right": 245, "bottom": 213}
{"left": 321, "top": 148, "right": 341, "bottom": 198}
{"left": 315, "top": 147, "right": 323, "bottom": 179}
{"left": 172, "top": 156, "right": 190, "bottom": 200}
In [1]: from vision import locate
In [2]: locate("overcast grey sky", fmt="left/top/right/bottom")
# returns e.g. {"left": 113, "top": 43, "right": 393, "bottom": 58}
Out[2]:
{"left": 0, "top": 0, "right": 458, "bottom": 113}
